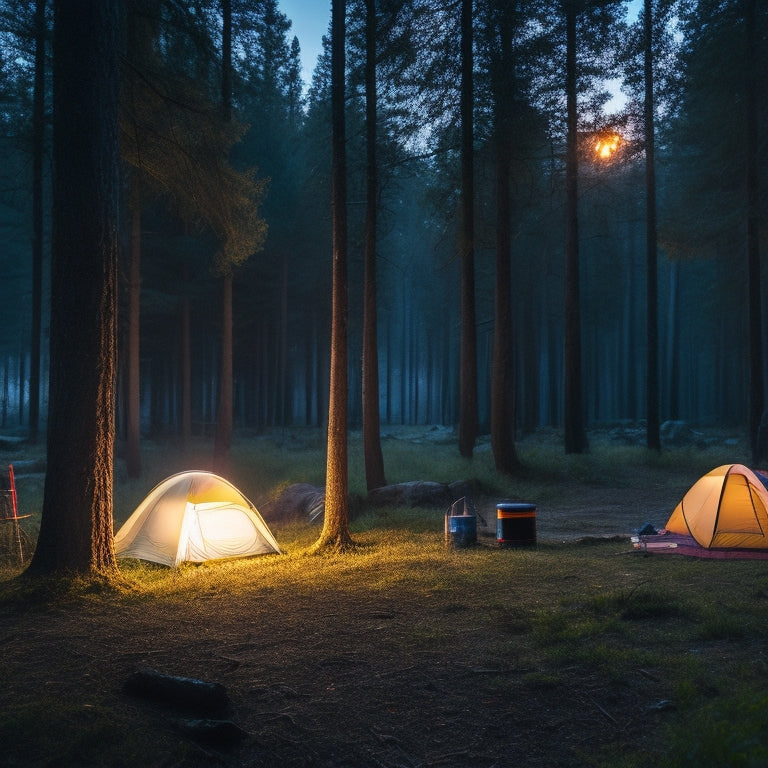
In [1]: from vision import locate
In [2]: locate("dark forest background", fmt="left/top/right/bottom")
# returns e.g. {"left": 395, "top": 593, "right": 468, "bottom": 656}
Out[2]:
{"left": 0, "top": 0, "right": 765, "bottom": 455}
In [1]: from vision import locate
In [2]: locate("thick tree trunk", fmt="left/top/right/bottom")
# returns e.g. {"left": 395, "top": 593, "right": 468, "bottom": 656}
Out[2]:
{"left": 29, "top": 0, "right": 45, "bottom": 444}
{"left": 563, "top": 4, "right": 588, "bottom": 454}
{"left": 126, "top": 176, "right": 142, "bottom": 477}
{"left": 279, "top": 254, "right": 288, "bottom": 425}
{"left": 666, "top": 260, "right": 680, "bottom": 420}
{"left": 180, "top": 290, "right": 192, "bottom": 442}
{"left": 362, "top": 0, "right": 386, "bottom": 491}
{"left": 314, "top": 0, "right": 353, "bottom": 552}
{"left": 27, "top": 0, "right": 120, "bottom": 578}
{"left": 214, "top": 0, "right": 234, "bottom": 473}
{"left": 304, "top": 328, "right": 312, "bottom": 427}
{"left": 644, "top": 0, "right": 660, "bottom": 451}
{"left": 214, "top": 272, "right": 233, "bottom": 471}
{"left": 745, "top": 0, "right": 762, "bottom": 463}
{"left": 491, "top": 4, "right": 520, "bottom": 474}
{"left": 458, "top": 0, "right": 478, "bottom": 458}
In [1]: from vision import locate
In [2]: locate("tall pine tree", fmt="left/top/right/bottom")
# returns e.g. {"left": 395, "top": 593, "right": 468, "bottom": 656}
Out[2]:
{"left": 27, "top": 0, "right": 121, "bottom": 579}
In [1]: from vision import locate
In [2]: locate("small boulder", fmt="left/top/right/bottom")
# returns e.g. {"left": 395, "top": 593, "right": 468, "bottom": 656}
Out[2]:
{"left": 367, "top": 480, "right": 456, "bottom": 508}
{"left": 660, "top": 420, "right": 698, "bottom": 447}
{"left": 262, "top": 483, "right": 326, "bottom": 523}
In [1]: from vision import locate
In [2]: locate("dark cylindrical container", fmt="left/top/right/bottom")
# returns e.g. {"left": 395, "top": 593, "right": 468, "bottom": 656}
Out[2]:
{"left": 497, "top": 502, "right": 536, "bottom": 546}
{"left": 448, "top": 514, "right": 477, "bottom": 548}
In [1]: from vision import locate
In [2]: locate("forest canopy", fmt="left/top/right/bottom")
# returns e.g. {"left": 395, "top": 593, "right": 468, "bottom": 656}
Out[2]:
{"left": 0, "top": 0, "right": 765, "bottom": 449}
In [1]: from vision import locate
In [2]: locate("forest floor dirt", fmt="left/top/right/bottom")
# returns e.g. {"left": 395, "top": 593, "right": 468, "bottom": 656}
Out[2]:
{"left": 0, "top": 425, "right": 753, "bottom": 767}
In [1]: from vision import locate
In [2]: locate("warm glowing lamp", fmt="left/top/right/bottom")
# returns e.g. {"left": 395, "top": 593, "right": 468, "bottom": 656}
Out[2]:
{"left": 594, "top": 132, "right": 621, "bottom": 160}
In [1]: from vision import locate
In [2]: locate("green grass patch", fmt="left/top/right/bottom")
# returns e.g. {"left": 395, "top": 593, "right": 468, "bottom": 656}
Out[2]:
{"left": 3, "top": 519, "right": 768, "bottom": 766}
{"left": 1, "top": 428, "right": 764, "bottom": 766}
{"left": 662, "top": 688, "right": 768, "bottom": 768}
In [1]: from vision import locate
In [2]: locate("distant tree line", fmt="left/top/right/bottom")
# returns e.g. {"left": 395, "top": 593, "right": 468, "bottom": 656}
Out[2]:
{"left": 0, "top": 0, "right": 765, "bottom": 464}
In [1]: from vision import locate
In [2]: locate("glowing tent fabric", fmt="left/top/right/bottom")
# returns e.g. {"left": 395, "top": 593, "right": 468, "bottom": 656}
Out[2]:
{"left": 638, "top": 464, "right": 768, "bottom": 558}
{"left": 114, "top": 471, "right": 280, "bottom": 566}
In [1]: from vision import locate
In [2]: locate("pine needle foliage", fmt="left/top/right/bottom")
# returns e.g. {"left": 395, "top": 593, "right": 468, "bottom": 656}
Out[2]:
{"left": 120, "top": 6, "right": 267, "bottom": 273}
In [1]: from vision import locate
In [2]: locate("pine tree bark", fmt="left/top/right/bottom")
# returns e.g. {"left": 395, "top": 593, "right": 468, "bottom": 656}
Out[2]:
{"left": 26, "top": 0, "right": 120, "bottom": 578}
{"left": 214, "top": 272, "right": 234, "bottom": 471}
{"left": 745, "top": 0, "right": 762, "bottom": 463}
{"left": 29, "top": 0, "right": 45, "bottom": 444}
{"left": 314, "top": 0, "right": 353, "bottom": 552}
{"left": 126, "top": 176, "right": 142, "bottom": 477}
{"left": 666, "top": 260, "right": 679, "bottom": 420}
{"left": 644, "top": 0, "right": 660, "bottom": 451}
{"left": 458, "top": 0, "right": 478, "bottom": 458}
{"left": 491, "top": 3, "right": 520, "bottom": 474}
{"left": 181, "top": 291, "right": 192, "bottom": 442}
{"left": 279, "top": 254, "right": 289, "bottom": 425}
{"left": 214, "top": 0, "right": 234, "bottom": 473}
{"left": 362, "top": 0, "right": 386, "bottom": 491}
{"left": 563, "top": 2, "right": 588, "bottom": 454}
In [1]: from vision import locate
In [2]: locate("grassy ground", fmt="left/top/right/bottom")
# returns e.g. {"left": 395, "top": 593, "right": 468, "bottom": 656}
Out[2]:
{"left": 1, "top": 427, "right": 766, "bottom": 767}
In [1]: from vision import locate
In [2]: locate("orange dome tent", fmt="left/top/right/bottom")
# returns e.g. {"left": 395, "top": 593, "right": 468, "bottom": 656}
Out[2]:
{"left": 638, "top": 464, "right": 768, "bottom": 558}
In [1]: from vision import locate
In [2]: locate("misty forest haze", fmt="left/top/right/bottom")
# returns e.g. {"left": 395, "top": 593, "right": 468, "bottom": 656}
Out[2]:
{"left": 0, "top": 0, "right": 765, "bottom": 458}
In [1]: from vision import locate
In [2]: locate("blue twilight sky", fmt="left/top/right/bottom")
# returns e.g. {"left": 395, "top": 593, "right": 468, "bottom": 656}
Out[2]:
{"left": 279, "top": 0, "right": 331, "bottom": 88}
{"left": 278, "top": 1, "right": 644, "bottom": 99}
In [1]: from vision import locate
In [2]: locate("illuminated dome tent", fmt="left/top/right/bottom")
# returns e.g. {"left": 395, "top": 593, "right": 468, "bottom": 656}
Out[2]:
{"left": 638, "top": 464, "right": 768, "bottom": 558}
{"left": 115, "top": 471, "right": 281, "bottom": 567}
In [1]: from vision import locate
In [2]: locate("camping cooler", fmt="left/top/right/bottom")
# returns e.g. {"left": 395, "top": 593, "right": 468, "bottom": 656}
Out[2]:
{"left": 497, "top": 502, "right": 536, "bottom": 547}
